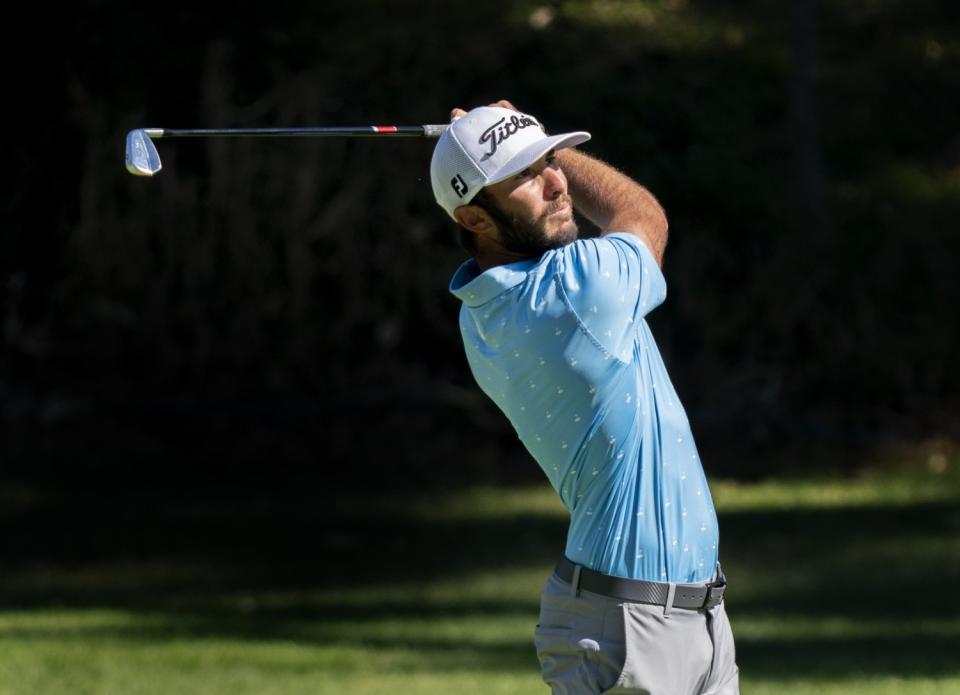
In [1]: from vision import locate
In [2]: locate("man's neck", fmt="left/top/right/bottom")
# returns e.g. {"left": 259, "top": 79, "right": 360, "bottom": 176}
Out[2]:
{"left": 474, "top": 239, "right": 538, "bottom": 272}
{"left": 475, "top": 250, "right": 536, "bottom": 272}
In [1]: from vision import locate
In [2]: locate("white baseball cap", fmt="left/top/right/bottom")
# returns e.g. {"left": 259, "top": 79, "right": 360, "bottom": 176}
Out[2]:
{"left": 430, "top": 106, "right": 591, "bottom": 220}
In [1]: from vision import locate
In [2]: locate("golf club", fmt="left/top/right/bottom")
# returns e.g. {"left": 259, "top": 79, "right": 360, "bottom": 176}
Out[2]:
{"left": 125, "top": 124, "right": 449, "bottom": 176}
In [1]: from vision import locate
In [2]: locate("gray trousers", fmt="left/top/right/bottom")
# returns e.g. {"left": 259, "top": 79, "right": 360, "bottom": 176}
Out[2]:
{"left": 534, "top": 572, "right": 740, "bottom": 695}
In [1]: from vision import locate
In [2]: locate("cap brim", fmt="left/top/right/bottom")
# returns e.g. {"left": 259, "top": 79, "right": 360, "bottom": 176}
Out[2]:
{"left": 485, "top": 131, "right": 591, "bottom": 186}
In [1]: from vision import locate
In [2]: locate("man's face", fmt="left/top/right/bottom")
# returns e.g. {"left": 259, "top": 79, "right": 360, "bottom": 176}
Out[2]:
{"left": 480, "top": 150, "right": 579, "bottom": 255}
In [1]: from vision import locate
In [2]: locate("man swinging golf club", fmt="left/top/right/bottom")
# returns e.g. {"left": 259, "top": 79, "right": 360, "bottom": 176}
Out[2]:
{"left": 432, "top": 100, "right": 739, "bottom": 695}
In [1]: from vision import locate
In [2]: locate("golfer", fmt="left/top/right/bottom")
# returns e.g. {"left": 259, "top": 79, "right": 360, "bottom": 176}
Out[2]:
{"left": 431, "top": 101, "right": 739, "bottom": 695}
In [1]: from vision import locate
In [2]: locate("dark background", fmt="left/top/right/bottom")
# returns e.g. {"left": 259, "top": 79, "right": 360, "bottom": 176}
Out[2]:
{"left": 3, "top": 0, "right": 959, "bottom": 501}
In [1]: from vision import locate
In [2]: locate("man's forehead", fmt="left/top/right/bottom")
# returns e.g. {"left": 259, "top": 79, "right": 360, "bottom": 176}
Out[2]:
{"left": 485, "top": 149, "right": 559, "bottom": 195}
{"left": 538, "top": 148, "right": 557, "bottom": 162}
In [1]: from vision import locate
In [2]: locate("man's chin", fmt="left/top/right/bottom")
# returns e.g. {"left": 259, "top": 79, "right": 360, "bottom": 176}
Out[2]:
{"left": 554, "top": 220, "right": 580, "bottom": 246}
{"left": 497, "top": 214, "right": 579, "bottom": 256}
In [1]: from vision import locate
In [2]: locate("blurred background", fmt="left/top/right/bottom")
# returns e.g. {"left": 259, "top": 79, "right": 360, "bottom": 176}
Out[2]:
{"left": 2, "top": 1, "right": 959, "bottom": 693}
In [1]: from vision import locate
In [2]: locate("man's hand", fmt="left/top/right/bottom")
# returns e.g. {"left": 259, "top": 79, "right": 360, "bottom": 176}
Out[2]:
{"left": 449, "top": 100, "right": 518, "bottom": 121}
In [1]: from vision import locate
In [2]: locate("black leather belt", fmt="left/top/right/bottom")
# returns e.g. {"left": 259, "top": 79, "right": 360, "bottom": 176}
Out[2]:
{"left": 555, "top": 556, "right": 726, "bottom": 610}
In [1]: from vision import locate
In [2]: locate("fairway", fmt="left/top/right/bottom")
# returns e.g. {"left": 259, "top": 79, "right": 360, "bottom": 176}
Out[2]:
{"left": 2, "top": 466, "right": 959, "bottom": 694}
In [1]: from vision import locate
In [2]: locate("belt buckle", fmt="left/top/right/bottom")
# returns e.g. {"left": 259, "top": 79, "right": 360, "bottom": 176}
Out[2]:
{"left": 703, "top": 581, "right": 726, "bottom": 609}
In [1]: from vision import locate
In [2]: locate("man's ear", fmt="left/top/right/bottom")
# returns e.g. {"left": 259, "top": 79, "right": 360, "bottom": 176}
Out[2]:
{"left": 454, "top": 204, "right": 497, "bottom": 236}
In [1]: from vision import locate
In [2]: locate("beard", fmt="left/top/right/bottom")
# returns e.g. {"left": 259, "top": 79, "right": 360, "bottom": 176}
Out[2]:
{"left": 480, "top": 193, "right": 579, "bottom": 256}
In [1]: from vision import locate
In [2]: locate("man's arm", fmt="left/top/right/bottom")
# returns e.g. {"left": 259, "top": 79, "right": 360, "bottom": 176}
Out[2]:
{"left": 557, "top": 148, "right": 669, "bottom": 267}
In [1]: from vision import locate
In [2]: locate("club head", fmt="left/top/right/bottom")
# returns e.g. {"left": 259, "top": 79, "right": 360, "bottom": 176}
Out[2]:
{"left": 125, "top": 129, "right": 162, "bottom": 176}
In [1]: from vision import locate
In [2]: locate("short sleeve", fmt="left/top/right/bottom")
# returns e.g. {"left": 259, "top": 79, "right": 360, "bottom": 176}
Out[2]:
{"left": 556, "top": 232, "right": 667, "bottom": 359}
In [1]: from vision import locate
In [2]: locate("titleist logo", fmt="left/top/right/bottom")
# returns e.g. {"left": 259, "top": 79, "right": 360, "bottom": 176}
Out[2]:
{"left": 478, "top": 115, "right": 542, "bottom": 159}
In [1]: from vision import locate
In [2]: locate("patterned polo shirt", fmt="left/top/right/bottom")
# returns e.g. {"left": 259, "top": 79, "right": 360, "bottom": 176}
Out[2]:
{"left": 449, "top": 232, "right": 719, "bottom": 582}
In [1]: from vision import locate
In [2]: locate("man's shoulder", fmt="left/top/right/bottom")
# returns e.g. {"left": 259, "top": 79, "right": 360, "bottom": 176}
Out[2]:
{"left": 558, "top": 232, "right": 652, "bottom": 262}
{"left": 552, "top": 232, "right": 658, "bottom": 287}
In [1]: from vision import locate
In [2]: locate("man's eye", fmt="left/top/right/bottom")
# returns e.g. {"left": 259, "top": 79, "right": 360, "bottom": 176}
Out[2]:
{"left": 515, "top": 169, "right": 532, "bottom": 180}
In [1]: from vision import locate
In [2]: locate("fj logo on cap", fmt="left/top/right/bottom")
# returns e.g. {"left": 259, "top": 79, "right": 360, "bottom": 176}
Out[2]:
{"left": 478, "top": 114, "right": 542, "bottom": 159}
{"left": 451, "top": 174, "right": 469, "bottom": 198}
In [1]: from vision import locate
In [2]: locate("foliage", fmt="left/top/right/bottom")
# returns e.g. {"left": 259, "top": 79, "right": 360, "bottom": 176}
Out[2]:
{"left": 2, "top": 1, "right": 959, "bottom": 477}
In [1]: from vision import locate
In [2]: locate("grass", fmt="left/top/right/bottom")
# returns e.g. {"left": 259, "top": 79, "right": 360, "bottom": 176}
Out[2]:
{"left": 2, "top": 460, "right": 960, "bottom": 694}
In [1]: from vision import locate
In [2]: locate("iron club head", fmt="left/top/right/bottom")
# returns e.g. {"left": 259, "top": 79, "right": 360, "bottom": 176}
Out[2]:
{"left": 125, "top": 129, "right": 162, "bottom": 176}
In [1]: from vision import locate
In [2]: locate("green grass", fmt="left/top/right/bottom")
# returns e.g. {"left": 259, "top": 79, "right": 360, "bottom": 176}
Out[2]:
{"left": 2, "top": 462, "right": 960, "bottom": 694}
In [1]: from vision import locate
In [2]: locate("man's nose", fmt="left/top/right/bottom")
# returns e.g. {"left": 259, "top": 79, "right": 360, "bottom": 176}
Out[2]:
{"left": 541, "top": 165, "right": 565, "bottom": 199}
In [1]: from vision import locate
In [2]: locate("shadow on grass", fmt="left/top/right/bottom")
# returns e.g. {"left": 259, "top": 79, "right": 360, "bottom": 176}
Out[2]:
{"left": 2, "top": 486, "right": 959, "bottom": 679}
{"left": 1, "top": 494, "right": 568, "bottom": 603}
{"left": 719, "top": 500, "right": 960, "bottom": 620}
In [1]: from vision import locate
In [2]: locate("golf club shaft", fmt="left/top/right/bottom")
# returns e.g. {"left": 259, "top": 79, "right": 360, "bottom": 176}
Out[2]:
{"left": 141, "top": 125, "right": 448, "bottom": 138}
{"left": 126, "top": 124, "right": 448, "bottom": 176}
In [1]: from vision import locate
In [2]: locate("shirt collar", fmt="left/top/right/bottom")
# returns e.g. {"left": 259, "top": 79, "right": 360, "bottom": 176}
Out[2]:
{"left": 449, "top": 257, "right": 538, "bottom": 307}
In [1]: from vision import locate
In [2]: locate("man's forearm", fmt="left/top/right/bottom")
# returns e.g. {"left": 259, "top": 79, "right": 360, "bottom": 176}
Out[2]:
{"left": 558, "top": 148, "right": 669, "bottom": 266}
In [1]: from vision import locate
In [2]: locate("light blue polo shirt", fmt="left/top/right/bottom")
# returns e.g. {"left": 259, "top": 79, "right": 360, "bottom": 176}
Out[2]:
{"left": 449, "top": 232, "right": 719, "bottom": 583}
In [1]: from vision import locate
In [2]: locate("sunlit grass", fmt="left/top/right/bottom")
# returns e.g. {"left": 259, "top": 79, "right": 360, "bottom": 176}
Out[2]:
{"left": 712, "top": 468, "right": 960, "bottom": 511}
{"left": 416, "top": 459, "right": 960, "bottom": 519}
